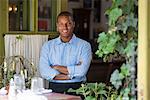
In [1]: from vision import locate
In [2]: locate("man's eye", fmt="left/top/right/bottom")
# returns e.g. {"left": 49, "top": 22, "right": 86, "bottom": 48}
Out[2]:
{"left": 58, "top": 24, "right": 63, "bottom": 27}
{"left": 68, "top": 23, "right": 72, "bottom": 25}
{"left": 67, "top": 23, "right": 72, "bottom": 26}
{"left": 59, "top": 23, "right": 62, "bottom": 25}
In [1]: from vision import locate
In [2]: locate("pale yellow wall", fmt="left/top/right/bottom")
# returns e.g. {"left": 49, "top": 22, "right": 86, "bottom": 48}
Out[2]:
{"left": 61, "top": 0, "right": 68, "bottom": 12}
{"left": 0, "top": 0, "right": 8, "bottom": 63}
{"left": 138, "top": 0, "right": 149, "bottom": 100}
{"left": 148, "top": 0, "right": 150, "bottom": 98}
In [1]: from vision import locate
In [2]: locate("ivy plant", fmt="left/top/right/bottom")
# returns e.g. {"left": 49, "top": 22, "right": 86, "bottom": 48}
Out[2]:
{"left": 68, "top": 0, "right": 138, "bottom": 99}
{"left": 96, "top": 0, "right": 138, "bottom": 99}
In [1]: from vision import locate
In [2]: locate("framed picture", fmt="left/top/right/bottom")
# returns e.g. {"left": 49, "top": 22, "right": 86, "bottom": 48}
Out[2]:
{"left": 38, "top": 6, "right": 51, "bottom": 18}
{"left": 38, "top": 20, "right": 48, "bottom": 31}
{"left": 38, "top": 0, "right": 51, "bottom": 31}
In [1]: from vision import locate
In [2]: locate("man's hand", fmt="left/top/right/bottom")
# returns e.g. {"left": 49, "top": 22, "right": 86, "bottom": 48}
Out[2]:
{"left": 53, "top": 74, "right": 70, "bottom": 80}
{"left": 51, "top": 65, "right": 69, "bottom": 75}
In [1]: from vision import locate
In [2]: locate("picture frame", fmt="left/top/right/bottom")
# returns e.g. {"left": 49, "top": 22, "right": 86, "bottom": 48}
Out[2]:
{"left": 38, "top": 6, "right": 51, "bottom": 18}
{"left": 38, "top": 19, "right": 48, "bottom": 31}
{"left": 38, "top": 0, "right": 51, "bottom": 31}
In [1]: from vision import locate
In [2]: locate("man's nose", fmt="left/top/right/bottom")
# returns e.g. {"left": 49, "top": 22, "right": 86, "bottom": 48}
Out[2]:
{"left": 62, "top": 24, "right": 68, "bottom": 29}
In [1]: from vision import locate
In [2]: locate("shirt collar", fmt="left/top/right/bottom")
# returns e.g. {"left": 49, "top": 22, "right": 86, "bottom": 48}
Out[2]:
{"left": 56, "top": 34, "right": 77, "bottom": 45}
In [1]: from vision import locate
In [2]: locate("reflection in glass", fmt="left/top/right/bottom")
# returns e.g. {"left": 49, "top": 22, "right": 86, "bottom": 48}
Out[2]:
{"left": 9, "top": 0, "right": 29, "bottom": 31}
{"left": 38, "top": 0, "right": 52, "bottom": 31}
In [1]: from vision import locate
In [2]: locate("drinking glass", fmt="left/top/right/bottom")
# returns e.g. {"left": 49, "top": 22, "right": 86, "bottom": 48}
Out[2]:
{"left": 14, "top": 74, "right": 25, "bottom": 91}
{"left": 31, "top": 77, "right": 44, "bottom": 92}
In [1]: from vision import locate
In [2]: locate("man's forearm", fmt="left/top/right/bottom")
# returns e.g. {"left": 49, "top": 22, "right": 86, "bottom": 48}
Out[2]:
{"left": 52, "top": 65, "right": 69, "bottom": 74}
{"left": 53, "top": 74, "right": 70, "bottom": 80}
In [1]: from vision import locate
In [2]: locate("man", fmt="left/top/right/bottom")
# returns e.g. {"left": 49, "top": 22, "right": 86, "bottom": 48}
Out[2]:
{"left": 39, "top": 11, "right": 92, "bottom": 93}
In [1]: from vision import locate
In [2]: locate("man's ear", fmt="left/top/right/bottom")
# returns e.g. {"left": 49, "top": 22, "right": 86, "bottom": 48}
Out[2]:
{"left": 56, "top": 23, "right": 59, "bottom": 31}
{"left": 56, "top": 23, "right": 58, "bottom": 27}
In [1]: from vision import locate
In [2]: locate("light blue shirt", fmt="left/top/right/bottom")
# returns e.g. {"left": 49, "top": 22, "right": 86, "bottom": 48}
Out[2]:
{"left": 39, "top": 34, "right": 92, "bottom": 83}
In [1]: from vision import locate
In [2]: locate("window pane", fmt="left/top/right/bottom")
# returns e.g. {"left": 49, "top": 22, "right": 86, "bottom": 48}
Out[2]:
{"left": 38, "top": 0, "right": 52, "bottom": 31}
{"left": 9, "top": 0, "right": 29, "bottom": 31}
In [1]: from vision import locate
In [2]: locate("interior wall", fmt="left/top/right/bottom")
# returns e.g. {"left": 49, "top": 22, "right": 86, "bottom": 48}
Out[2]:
{"left": 0, "top": 0, "right": 8, "bottom": 63}
{"left": 138, "top": 0, "right": 149, "bottom": 99}
{"left": 67, "top": 0, "right": 111, "bottom": 40}
{"left": 148, "top": 0, "right": 150, "bottom": 98}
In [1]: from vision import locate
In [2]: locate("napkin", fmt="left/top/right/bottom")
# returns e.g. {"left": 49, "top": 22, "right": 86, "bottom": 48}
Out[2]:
{"left": 0, "top": 87, "right": 7, "bottom": 95}
{"left": 17, "top": 90, "right": 48, "bottom": 100}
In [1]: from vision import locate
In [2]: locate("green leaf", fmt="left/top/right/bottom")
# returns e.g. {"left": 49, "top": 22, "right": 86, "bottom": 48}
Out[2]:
{"left": 85, "top": 96, "right": 96, "bottom": 100}
{"left": 119, "top": 73, "right": 125, "bottom": 79}
{"left": 16, "top": 35, "right": 23, "bottom": 40}
{"left": 116, "top": 42, "right": 125, "bottom": 55}
{"left": 95, "top": 50, "right": 103, "bottom": 57}
{"left": 126, "top": 13, "right": 138, "bottom": 28}
{"left": 110, "top": 70, "right": 122, "bottom": 89}
{"left": 122, "top": 0, "right": 134, "bottom": 14}
{"left": 120, "top": 64, "right": 130, "bottom": 77}
{"left": 117, "top": 13, "right": 137, "bottom": 34}
{"left": 123, "top": 87, "right": 131, "bottom": 96}
{"left": 123, "top": 40, "right": 137, "bottom": 57}
{"left": 97, "top": 32, "right": 108, "bottom": 43}
{"left": 113, "top": 0, "right": 124, "bottom": 7}
{"left": 68, "top": 88, "right": 77, "bottom": 93}
{"left": 96, "top": 32, "right": 121, "bottom": 62}
{"left": 121, "top": 23, "right": 128, "bottom": 34}
{"left": 108, "top": 8, "right": 122, "bottom": 25}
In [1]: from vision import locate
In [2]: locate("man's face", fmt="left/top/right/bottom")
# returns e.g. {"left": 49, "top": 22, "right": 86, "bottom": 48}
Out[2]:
{"left": 57, "top": 16, "right": 75, "bottom": 38}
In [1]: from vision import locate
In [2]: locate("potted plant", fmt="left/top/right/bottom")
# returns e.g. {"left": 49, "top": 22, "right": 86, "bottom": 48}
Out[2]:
{"left": 68, "top": 0, "right": 138, "bottom": 99}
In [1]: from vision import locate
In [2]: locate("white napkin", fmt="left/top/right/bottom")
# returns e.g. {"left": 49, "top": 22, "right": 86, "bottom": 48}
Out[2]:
{"left": 40, "top": 89, "right": 52, "bottom": 94}
{"left": 17, "top": 90, "right": 48, "bottom": 100}
{"left": 0, "top": 87, "right": 7, "bottom": 95}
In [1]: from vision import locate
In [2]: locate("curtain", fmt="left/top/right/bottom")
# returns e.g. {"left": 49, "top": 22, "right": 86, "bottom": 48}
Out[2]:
{"left": 4, "top": 34, "right": 48, "bottom": 74}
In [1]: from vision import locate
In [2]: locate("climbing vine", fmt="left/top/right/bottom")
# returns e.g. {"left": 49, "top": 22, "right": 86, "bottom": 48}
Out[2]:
{"left": 68, "top": 0, "right": 138, "bottom": 99}
{"left": 96, "top": 0, "right": 138, "bottom": 99}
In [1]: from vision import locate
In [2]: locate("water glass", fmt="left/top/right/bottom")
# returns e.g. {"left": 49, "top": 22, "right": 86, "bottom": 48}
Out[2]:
{"left": 14, "top": 74, "right": 25, "bottom": 91}
{"left": 31, "top": 77, "right": 44, "bottom": 92}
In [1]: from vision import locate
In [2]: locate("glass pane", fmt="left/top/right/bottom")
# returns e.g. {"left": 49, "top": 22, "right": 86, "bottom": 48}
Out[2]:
{"left": 9, "top": 0, "right": 29, "bottom": 31}
{"left": 38, "top": 0, "right": 53, "bottom": 31}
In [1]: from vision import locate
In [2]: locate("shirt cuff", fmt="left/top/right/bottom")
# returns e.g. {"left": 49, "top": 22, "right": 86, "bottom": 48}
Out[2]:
{"left": 68, "top": 74, "right": 74, "bottom": 79}
{"left": 67, "top": 65, "right": 75, "bottom": 79}
{"left": 48, "top": 69, "right": 60, "bottom": 81}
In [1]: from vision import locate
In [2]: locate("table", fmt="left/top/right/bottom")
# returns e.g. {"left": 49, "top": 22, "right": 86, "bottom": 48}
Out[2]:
{"left": 0, "top": 92, "right": 81, "bottom": 100}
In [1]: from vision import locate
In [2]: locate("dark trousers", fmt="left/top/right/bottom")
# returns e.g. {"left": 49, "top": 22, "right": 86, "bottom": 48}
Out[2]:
{"left": 49, "top": 82, "right": 84, "bottom": 99}
{"left": 49, "top": 82, "right": 82, "bottom": 93}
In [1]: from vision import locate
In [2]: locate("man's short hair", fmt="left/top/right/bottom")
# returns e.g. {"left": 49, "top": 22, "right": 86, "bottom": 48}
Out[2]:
{"left": 57, "top": 11, "right": 74, "bottom": 22}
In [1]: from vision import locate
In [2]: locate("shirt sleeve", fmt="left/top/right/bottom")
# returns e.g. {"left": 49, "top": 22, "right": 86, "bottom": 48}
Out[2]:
{"left": 39, "top": 43, "right": 60, "bottom": 81}
{"left": 67, "top": 42, "right": 92, "bottom": 79}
